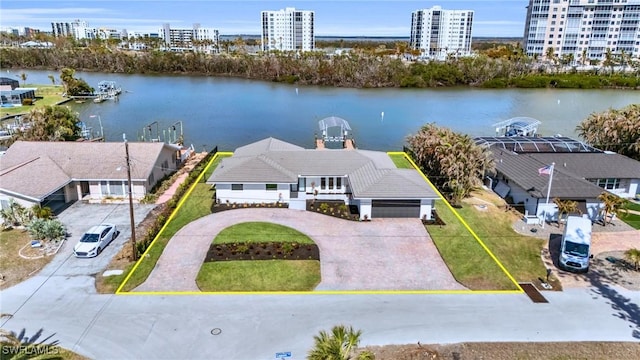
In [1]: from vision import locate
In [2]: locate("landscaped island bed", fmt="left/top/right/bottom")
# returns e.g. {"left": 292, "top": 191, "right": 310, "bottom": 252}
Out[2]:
{"left": 197, "top": 222, "right": 320, "bottom": 291}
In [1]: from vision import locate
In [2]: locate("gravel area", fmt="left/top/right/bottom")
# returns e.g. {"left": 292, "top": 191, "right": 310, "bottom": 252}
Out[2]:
{"left": 364, "top": 341, "right": 640, "bottom": 360}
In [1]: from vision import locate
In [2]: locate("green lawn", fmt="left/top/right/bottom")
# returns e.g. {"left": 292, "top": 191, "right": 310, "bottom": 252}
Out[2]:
{"left": 625, "top": 200, "right": 640, "bottom": 213}
{"left": 388, "top": 153, "right": 414, "bottom": 169}
{"left": 214, "top": 222, "right": 315, "bottom": 244}
{"left": 196, "top": 260, "right": 320, "bottom": 291}
{"left": 118, "top": 154, "right": 230, "bottom": 292}
{"left": 620, "top": 212, "right": 640, "bottom": 230}
{"left": 427, "top": 200, "right": 518, "bottom": 290}
{"left": 1, "top": 84, "right": 66, "bottom": 116}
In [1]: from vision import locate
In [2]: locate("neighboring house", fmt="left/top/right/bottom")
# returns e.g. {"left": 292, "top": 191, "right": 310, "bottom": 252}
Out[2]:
{"left": 207, "top": 138, "right": 439, "bottom": 220}
{"left": 0, "top": 88, "right": 36, "bottom": 106}
{"left": 0, "top": 141, "right": 181, "bottom": 212}
{"left": 476, "top": 136, "right": 640, "bottom": 222}
{"left": 0, "top": 77, "right": 20, "bottom": 91}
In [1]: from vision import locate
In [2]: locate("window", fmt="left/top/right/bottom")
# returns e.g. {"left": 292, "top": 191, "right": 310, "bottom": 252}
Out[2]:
{"left": 593, "top": 178, "right": 621, "bottom": 190}
{"left": 321, "top": 177, "right": 326, "bottom": 190}
{"left": 101, "top": 181, "right": 125, "bottom": 196}
{"left": 329, "top": 177, "right": 334, "bottom": 189}
{"left": 336, "top": 177, "right": 342, "bottom": 189}
{"left": 266, "top": 184, "right": 277, "bottom": 191}
{"left": 231, "top": 184, "right": 243, "bottom": 191}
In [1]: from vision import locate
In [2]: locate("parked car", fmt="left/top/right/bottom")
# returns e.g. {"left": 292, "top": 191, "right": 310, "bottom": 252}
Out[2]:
{"left": 73, "top": 223, "right": 118, "bottom": 258}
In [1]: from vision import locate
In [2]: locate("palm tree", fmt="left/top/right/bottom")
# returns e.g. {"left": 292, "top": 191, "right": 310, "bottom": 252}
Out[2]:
{"left": 307, "top": 325, "right": 373, "bottom": 360}
{"left": 576, "top": 104, "right": 640, "bottom": 161}
{"left": 19, "top": 72, "right": 27, "bottom": 86}
{"left": 554, "top": 198, "right": 580, "bottom": 227}
{"left": 581, "top": 48, "right": 588, "bottom": 67}
{"left": 625, "top": 248, "right": 640, "bottom": 271}
{"left": 598, "top": 192, "right": 627, "bottom": 226}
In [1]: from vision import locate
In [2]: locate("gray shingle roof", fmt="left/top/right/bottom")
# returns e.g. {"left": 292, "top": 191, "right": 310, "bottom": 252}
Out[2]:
{"left": 233, "top": 137, "right": 304, "bottom": 157}
{"left": 0, "top": 141, "right": 177, "bottom": 201}
{"left": 527, "top": 152, "right": 640, "bottom": 179}
{"left": 208, "top": 138, "right": 437, "bottom": 199}
{"left": 491, "top": 149, "right": 605, "bottom": 199}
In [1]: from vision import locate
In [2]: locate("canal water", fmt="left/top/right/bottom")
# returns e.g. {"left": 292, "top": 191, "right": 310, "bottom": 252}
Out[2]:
{"left": 12, "top": 70, "right": 639, "bottom": 151}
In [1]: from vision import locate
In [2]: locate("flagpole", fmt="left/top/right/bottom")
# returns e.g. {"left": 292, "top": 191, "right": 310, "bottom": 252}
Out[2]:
{"left": 542, "top": 162, "right": 555, "bottom": 229}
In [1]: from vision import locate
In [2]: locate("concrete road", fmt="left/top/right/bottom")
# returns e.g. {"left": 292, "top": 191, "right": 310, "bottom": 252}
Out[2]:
{"left": 44, "top": 203, "right": 156, "bottom": 277}
{"left": 2, "top": 274, "right": 640, "bottom": 359}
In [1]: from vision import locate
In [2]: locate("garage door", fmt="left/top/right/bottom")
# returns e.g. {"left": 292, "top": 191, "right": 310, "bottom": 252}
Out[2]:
{"left": 371, "top": 199, "right": 420, "bottom": 218}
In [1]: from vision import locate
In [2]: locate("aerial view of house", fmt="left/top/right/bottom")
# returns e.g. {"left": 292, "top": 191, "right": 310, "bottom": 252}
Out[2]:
{"left": 0, "top": 141, "right": 182, "bottom": 212}
{"left": 207, "top": 137, "right": 439, "bottom": 220}
{"left": 476, "top": 135, "right": 640, "bottom": 222}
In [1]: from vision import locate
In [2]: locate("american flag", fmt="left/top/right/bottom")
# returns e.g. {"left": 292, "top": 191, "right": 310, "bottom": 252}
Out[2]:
{"left": 538, "top": 164, "right": 553, "bottom": 176}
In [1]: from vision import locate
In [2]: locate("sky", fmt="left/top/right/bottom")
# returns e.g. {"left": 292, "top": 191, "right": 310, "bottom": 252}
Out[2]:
{"left": 0, "top": 0, "right": 529, "bottom": 37}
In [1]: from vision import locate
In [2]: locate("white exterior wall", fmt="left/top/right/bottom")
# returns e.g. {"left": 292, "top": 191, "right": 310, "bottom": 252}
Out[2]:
{"left": 523, "top": 0, "right": 640, "bottom": 63}
{"left": 631, "top": 179, "right": 640, "bottom": 198}
{"left": 160, "top": 23, "right": 219, "bottom": 53}
{"left": 508, "top": 183, "right": 540, "bottom": 217}
{"left": 147, "top": 147, "right": 179, "bottom": 192}
{"left": 605, "top": 178, "right": 639, "bottom": 198}
{"left": 0, "top": 193, "right": 38, "bottom": 210}
{"left": 536, "top": 198, "right": 601, "bottom": 222}
{"left": 261, "top": 7, "right": 315, "bottom": 51}
{"left": 63, "top": 183, "right": 78, "bottom": 202}
{"left": 216, "top": 183, "right": 291, "bottom": 204}
{"left": 420, "top": 199, "right": 433, "bottom": 220}
{"left": 359, "top": 199, "right": 372, "bottom": 220}
{"left": 410, "top": 6, "right": 474, "bottom": 60}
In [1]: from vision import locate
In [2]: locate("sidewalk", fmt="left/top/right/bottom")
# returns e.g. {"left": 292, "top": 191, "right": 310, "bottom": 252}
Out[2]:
{"left": 155, "top": 152, "right": 208, "bottom": 205}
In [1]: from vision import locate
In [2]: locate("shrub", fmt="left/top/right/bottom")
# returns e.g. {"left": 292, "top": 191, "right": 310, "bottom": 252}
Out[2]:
{"left": 27, "top": 218, "right": 65, "bottom": 241}
{"left": 281, "top": 242, "right": 295, "bottom": 255}
{"left": 319, "top": 203, "right": 329, "bottom": 212}
{"left": 31, "top": 205, "right": 53, "bottom": 219}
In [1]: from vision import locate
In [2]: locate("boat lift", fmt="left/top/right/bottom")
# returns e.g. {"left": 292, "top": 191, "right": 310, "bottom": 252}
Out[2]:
{"left": 316, "top": 116, "right": 355, "bottom": 149}
{"left": 492, "top": 117, "right": 541, "bottom": 137}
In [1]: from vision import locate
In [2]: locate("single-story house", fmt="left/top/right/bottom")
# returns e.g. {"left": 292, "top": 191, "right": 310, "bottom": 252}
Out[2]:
{"left": 476, "top": 136, "right": 640, "bottom": 222}
{"left": 207, "top": 137, "right": 439, "bottom": 220}
{"left": 0, "top": 141, "right": 181, "bottom": 212}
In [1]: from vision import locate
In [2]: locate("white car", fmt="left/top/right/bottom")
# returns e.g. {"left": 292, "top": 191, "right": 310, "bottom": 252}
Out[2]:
{"left": 73, "top": 223, "right": 118, "bottom": 258}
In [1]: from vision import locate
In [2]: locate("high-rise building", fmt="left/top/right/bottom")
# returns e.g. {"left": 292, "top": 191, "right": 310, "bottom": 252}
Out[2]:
{"left": 410, "top": 6, "right": 474, "bottom": 60}
{"left": 261, "top": 7, "right": 315, "bottom": 51}
{"left": 523, "top": 0, "right": 640, "bottom": 64}
{"left": 51, "top": 19, "right": 94, "bottom": 39}
{"left": 159, "top": 23, "right": 220, "bottom": 53}
{"left": 51, "top": 22, "right": 72, "bottom": 37}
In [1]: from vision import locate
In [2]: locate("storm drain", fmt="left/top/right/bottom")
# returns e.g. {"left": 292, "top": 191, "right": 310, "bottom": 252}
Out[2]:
{"left": 519, "top": 283, "right": 548, "bottom": 303}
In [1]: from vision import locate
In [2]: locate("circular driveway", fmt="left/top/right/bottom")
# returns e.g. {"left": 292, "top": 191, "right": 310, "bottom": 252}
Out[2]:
{"left": 135, "top": 208, "right": 465, "bottom": 292}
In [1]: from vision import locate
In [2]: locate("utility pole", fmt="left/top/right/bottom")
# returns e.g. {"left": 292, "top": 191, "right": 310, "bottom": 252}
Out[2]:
{"left": 124, "top": 134, "right": 137, "bottom": 261}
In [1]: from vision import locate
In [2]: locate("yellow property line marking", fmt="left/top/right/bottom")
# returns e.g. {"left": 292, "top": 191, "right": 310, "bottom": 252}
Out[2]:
{"left": 116, "top": 152, "right": 232, "bottom": 294}
{"left": 118, "top": 290, "right": 524, "bottom": 296}
{"left": 118, "top": 151, "right": 522, "bottom": 295}
{"left": 389, "top": 152, "right": 523, "bottom": 293}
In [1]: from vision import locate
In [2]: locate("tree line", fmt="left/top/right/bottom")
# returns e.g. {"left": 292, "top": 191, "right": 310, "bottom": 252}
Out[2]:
{"left": 1, "top": 47, "right": 638, "bottom": 89}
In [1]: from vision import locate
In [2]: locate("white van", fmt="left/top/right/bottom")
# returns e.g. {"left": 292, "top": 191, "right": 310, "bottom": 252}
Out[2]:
{"left": 559, "top": 216, "right": 593, "bottom": 273}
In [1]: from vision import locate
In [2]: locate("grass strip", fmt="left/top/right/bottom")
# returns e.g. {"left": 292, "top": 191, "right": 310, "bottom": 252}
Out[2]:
{"left": 196, "top": 260, "right": 320, "bottom": 291}
{"left": 213, "top": 222, "right": 315, "bottom": 244}
{"left": 117, "top": 153, "right": 230, "bottom": 292}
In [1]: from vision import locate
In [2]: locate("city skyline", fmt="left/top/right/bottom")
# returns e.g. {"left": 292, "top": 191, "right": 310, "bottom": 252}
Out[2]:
{"left": 1, "top": 0, "right": 528, "bottom": 37}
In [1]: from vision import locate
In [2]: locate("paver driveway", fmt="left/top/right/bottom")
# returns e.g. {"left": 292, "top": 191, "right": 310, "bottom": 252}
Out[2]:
{"left": 135, "top": 208, "right": 466, "bottom": 292}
